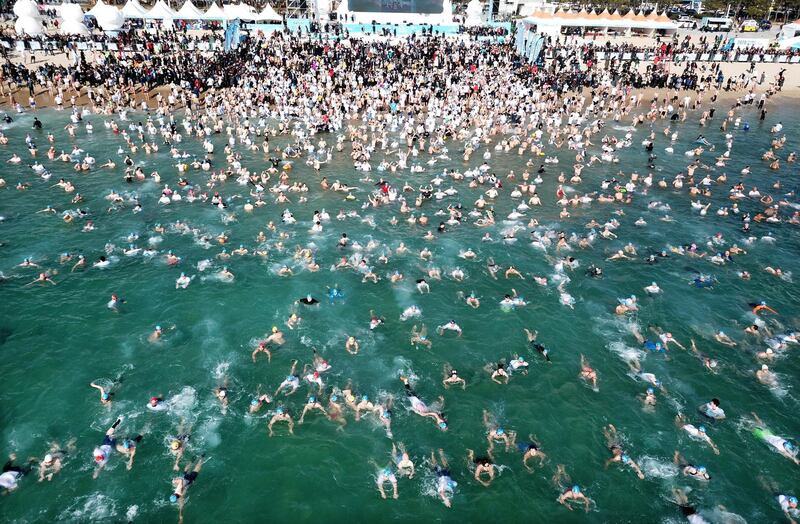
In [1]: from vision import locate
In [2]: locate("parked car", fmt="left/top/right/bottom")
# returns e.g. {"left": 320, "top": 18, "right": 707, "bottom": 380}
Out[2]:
{"left": 740, "top": 19, "right": 759, "bottom": 32}
{"left": 677, "top": 16, "right": 696, "bottom": 29}
{"left": 759, "top": 19, "right": 772, "bottom": 30}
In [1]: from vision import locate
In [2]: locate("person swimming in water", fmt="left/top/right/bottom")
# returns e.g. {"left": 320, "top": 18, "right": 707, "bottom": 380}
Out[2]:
{"left": 170, "top": 454, "right": 205, "bottom": 524}
{"left": 750, "top": 412, "right": 799, "bottom": 465}
{"left": 518, "top": 434, "right": 547, "bottom": 471}
{"left": 603, "top": 424, "right": 645, "bottom": 479}
{"left": 268, "top": 406, "right": 295, "bottom": 436}
{"left": 430, "top": 449, "right": 456, "bottom": 507}
{"left": 275, "top": 360, "right": 300, "bottom": 396}
{"left": 554, "top": 464, "right": 592, "bottom": 512}
{"left": 466, "top": 449, "right": 496, "bottom": 487}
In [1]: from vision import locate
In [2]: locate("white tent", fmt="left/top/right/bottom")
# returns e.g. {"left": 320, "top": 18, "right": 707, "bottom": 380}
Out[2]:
{"left": 204, "top": 2, "right": 227, "bottom": 19}
{"left": 144, "top": 0, "right": 177, "bottom": 19}
{"left": 96, "top": 6, "right": 125, "bottom": 30}
{"left": 175, "top": 0, "right": 206, "bottom": 19}
{"left": 13, "top": 0, "right": 40, "bottom": 18}
{"left": 58, "top": 2, "right": 90, "bottom": 34}
{"left": 15, "top": 15, "right": 43, "bottom": 35}
{"left": 255, "top": 3, "right": 281, "bottom": 21}
{"left": 86, "top": 0, "right": 108, "bottom": 17}
{"left": 223, "top": 3, "right": 256, "bottom": 20}
{"left": 121, "top": 0, "right": 148, "bottom": 18}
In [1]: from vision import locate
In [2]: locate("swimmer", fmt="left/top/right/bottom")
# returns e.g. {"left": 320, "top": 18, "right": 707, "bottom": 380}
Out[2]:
{"left": 519, "top": 435, "right": 547, "bottom": 471}
{"left": 410, "top": 324, "right": 432, "bottom": 349}
{"left": 170, "top": 454, "right": 206, "bottom": 524}
{"left": 392, "top": 442, "right": 415, "bottom": 478}
{"left": 275, "top": 360, "right": 300, "bottom": 396}
{"left": 115, "top": 434, "right": 144, "bottom": 471}
{"left": 466, "top": 449, "right": 496, "bottom": 487}
{"left": 92, "top": 417, "right": 122, "bottom": 478}
{"left": 554, "top": 465, "right": 591, "bottom": 512}
{"left": 213, "top": 381, "right": 229, "bottom": 415}
{"left": 675, "top": 414, "right": 719, "bottom": 454}
{"left": 298, "top": 395, "right": 327, "bottom": 424}
{"left": 430, "top": 449, "right": 457, "bottom": 507}
{"left": 89, "top": 382, "right": 113, "bottom": 405}
{"left": 267, "top": 406, "right": 294, "bottom": 437}
{"left": 371, "top": 461, "right": 399, "bottom": 499}
{"left": 603, "top": 424, "right": 645, "bottom": 479}
{"left": 345, "top": 335, "right": 360, "bottom": 355}
{"left": 579, "top": 354, "right": 598, "bottom": 390}
{"left": 751, "top": 412, "right": 800, "bottom": 465}
{"left": 436, "top": 320, "right": 462, "bottom": 337}
{"left": 442, "top": 364, "right": 466, "bottom": 389}
{"left": 525, "top": 329, "right": 552, "bottom": 363}
{"left": 673, "top": 451, "right": 711, "bottom": 481}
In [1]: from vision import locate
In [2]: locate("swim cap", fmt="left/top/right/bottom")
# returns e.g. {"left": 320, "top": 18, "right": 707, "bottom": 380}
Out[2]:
{"left": 308, "top": 396, "right": 316, "bottom": 403}
{"left": 438, "top": 421, "right": 447, "bottom": 429}
{"left": 572, "top": 485, "right": 581, "bottom": 494}
{"left": 218, "top": 389, "right": 226, "bottom": 398}
{"left": 44, "top": 454, "right": 53, "bottom": 464}
{"left": 272, "top": 326, "right": 278, "bottom": 333}
{"left": 697, "top": 466, "right": 706, "bottom": 474}
{"left": 361, "top": 395, "right": 368, "bottom": 402}
{"left": 155, "top": 325, "right": 161, "bottom": 331}
{"left": 698, "top": 426, "right": 706, "bottom": 433}
{"left": 383, "top": 410, "right": 390, "bottom": 418}
{"left": 784, "top": 441, "right": 795, "bottom": 452}
{"left": 94, "top": 453, "right": 104, "bottom": 462}
{"left": 276, "top": 407, "right": 284, "bottom": 414}
{"left": 150, "top": 397, "right": 160, "bottom": 406}
{"left": 646, "top": 388, "right": 654, "bottom": 394}
{"left": 123, "top": 440, "right": 131, "bottom": 450}
{"left": 496, "top": 427, "right": 504, "bottom": 435}
{"left": 170, "top": 440, "right": 181, "bottom": 450}
{"left": 169, "top": 494, "right": 178, "bottom": 503}
{"left": 762, "top": 364, "right": 769, "bottom": 371}
{"left": 621, "top": 454, "right": 630, "bottom": 463}
{"left": 789, "top": 496, "right": 798, "bottom": 505}
{"left": 250, "top": 399, "right": 258, "bottom": 406}
{"left": 330, "top": 395, "right": 338, "bottom": 402}
{"left": 102, "top": 393, "right": 110, "bottom": 400}
{"left": 383, "top": 468, "right": 392, "bottom": 476}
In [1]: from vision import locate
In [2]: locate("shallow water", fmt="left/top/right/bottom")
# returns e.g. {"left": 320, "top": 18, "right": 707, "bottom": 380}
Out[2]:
{"left": 0, "top": 104, "right": 798, "bottom": 523}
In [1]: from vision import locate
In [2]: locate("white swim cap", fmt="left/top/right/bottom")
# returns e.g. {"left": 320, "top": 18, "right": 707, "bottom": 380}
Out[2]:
{"left": 44, "top": 454, "right": 53, "bottom": 464}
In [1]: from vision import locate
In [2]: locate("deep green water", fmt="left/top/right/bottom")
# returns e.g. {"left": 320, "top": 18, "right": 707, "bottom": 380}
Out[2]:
{"left": 0, "top": 103, "right": 798, "bottom": 523}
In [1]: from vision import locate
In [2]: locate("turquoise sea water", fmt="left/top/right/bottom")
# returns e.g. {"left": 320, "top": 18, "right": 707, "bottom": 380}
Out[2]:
{"left": 0, "top": 102, "right": 798, "bottom": 523}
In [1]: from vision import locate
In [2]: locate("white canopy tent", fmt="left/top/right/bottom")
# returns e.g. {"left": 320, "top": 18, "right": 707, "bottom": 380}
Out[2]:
{"left": 204, "top": 2, "right": 227, "bottom": 20}
{"left": 13, "top": 0, "right": 44, "bottom": 36}
{"left": 255, "top": 3, "right": 281, "bottom": 21}
{"left": 144, "top": 0, "right": 177, "bottom": 19}
{"left": 521, "top": 9, "right": 677, "bottom": 37}
{"left": 58, "top": 2, "right": 90, "bottom": 35}
{"left": 175, "top": 0, "right": 206, "bottom": 20}
{"left": 223, "top": 3, "right": 256, "bottom": 20}
{"left": 86, "top": 0, "right": 108, "bottom": 18}
{"left": 121, "top": 0, "right": 148, "bottom": 18}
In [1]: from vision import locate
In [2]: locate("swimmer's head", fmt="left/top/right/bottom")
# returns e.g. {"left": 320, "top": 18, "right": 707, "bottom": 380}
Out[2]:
{"left": 169, "top": 494, "right": 179, "bottom": 504}
{"left": 101, "top": 392, "right": 110, "bottom": 401}
{"left": 762, "top": 364, "right": 769, "bottom": 371}
{"left": 308, "top": 396, "right": 316, "bottom": 404}
{"left": 330, "top": 394, "right": 338, "bottom": 402}
{"left": 170, "top": 440, "right": 181, "bottom": 450}
{"left": 572, "top": 485, "right": 581, "bottom": 494}
{"left": 788, "top": 497, "right": 798, "bottom": 508}
{"left": 496, "top": 427, "right": 504, "bottom": 435}
{"left": 438, "top": 421, "right": 448, "bottom": 430}
{"left": 123, "top": 439, "right": 132, "bottom": 450}
{"left": 275, "top": 407, "right": 284, "bottom": 414}
{"left": 646, "top": 387, "right": 654, "bottom": 395}
{"left": 698, "top": 426, "right": 707, "bottom": 433}
{"left": 43, "top": 454, "right": 53, "bottom": 465}
{"left": 250, "top": 398, "right": 259, "bottom": 406}
{"left": 783, "top": 441, "right": 796, "bottom": 452}
{"left": 621, "top": 454, "right": 630, "bottom": 463}
{"left": 218, "top": 389, "right": 226, "bottom": 398}
{"left": 272, "top": 326, "right": 278, "bottom": 333}
{"left": 697, "top": 466, "right": 706, "bottom": 474}
{"left": 149, "top": 397, "right": 160, "bottom": 407}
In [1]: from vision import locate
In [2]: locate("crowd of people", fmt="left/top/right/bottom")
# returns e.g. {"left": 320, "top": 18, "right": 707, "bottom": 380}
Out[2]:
{"left": 0, "top": 24, "right": 799, "bottom": 523}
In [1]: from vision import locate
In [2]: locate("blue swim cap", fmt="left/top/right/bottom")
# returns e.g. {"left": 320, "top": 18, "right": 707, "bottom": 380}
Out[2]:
{"left": 699, "top": 425, "right": 706, "bottom": 433}
{"left": 621, "top": 454, "right": 629, "bottom": 463}
{"left": 169, "top": 494, "right": 178, "bottom": 503}
{"left": 102, "top": 393, "right": 109, "bottom": 400}
{"left": 438, "top": 421, "right": 447, "bottom": 429}
{"left": 123, "top": 440, "right": 131, "bottom": 450}
{"left": 789, "top": 496, "right": 798, "bottom": 505}
{"left": 250, "top": 399, "right": 258, "bottom": 406}
{"left": 308, "top": 396, "right": 316, "bottom": 403}
{"left": 383, "top": 410, "right": 390, "bottom": 418}
{"left": 646, "top": 387, "right": 654, "bottom": 394}
{"left": 276, "top": 407, "right": 284, "bottom": 414}
{"left": 330, "top": 394, "right": 338, "bottom": 402}
{"left": 784, "top": 441, "right": 795, "bottom": 451}
{"left": 654, "top": 380, "right": 662, "bottom": 387}
{"left": 496, "top": 427, "right": 504, "bottom": 435}
{"left": 572, "top": 485, "right": 581, "bottom": 494}
{"left": 361, "top": 395, "right": 368, "bottom": 402}
{"left": 698, "top": 466, "right": 706, "bottom": 474}
{"left": 383, "top": 468, "right": 392, "bottom": 476}
{"left": 286, "top": 375, "right": 293, "bottom": 381}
